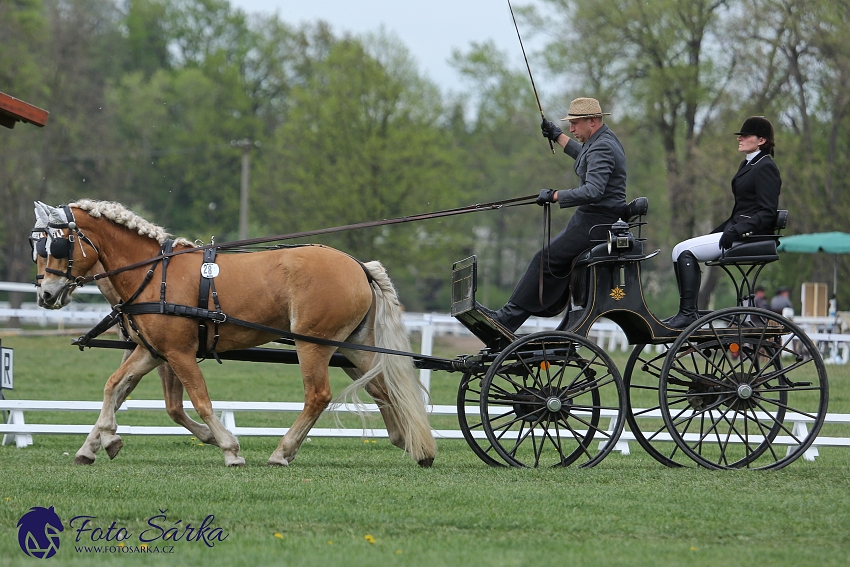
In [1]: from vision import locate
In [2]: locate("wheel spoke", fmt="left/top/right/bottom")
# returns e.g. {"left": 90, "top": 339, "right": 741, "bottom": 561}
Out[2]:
{"left": 751, "top": 394, "right": 820, "bottom": 421}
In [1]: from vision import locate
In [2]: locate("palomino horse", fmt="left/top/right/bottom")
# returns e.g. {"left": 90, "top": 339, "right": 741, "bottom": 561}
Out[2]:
{"left": 35, "top": 200, "right": 436, "bottom": 467}
{"left": 31, "top": 203, "right": 217, "bottom": 454}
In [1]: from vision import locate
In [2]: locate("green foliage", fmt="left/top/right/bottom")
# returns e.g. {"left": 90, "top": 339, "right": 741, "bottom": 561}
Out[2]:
{"left": 3, "top": 0, "right": 850, "bottom": 311}
{"left": 253, "top": 32, "right": 470, "bottom": 310}
{"left": 124, "top": 0, "right": 170, "bottom": 76}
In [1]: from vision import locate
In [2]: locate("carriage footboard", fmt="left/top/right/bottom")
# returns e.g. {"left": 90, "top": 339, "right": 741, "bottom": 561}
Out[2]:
{"left": 450, "top": 256, "right": 516, "bottom": 351}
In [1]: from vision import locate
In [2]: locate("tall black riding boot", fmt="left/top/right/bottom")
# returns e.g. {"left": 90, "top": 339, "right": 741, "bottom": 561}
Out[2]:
{"left": 493, "top": 301, "right": 532, "bottom": 333}
{"left": 664, "top": 251, "right": 701, "bottom": 329}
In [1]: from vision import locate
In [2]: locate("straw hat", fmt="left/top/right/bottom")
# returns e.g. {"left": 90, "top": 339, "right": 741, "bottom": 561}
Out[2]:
{"left": 560, "top": 97, "right": 611, "bottom": 121}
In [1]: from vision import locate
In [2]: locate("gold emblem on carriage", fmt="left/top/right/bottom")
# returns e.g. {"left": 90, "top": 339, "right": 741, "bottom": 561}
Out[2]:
{"left": 610, "top": 287, "right": 625, "bottom": 301}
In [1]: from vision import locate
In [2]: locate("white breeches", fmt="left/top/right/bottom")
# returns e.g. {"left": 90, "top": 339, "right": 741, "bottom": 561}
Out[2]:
{"left": 672, "top": 233, "right": 723, "bottom": 262}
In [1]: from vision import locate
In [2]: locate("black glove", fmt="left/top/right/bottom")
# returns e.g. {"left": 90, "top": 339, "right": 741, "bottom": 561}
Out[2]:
{"left": 541, "top": 119, "right": 563, "bottom": 142}
{"left": 719, "top": 226, "right": 738, "bottom": 250}
{"left": 537, "top": 189, "right": 555, "bottom": 206}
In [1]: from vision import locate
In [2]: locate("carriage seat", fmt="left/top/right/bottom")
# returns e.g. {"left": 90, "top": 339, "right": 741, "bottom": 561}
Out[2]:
{"left": 573, "top": 197, "right": 655, "bottom": 269}
{"left": 707, "top": 210, "right": 787, "bottom": 266}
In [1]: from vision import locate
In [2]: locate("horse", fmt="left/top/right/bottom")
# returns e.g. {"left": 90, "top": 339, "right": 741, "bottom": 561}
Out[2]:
{"left": 31, "top": 203, "right": 218, "bottom": 457}
{"left": 35, "top": 199, "right": 436, "bottom": 467}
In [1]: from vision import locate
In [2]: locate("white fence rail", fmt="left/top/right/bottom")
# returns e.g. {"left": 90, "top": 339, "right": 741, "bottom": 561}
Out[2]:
{"left": 4, "top": 281, "right": 847, "bottom": 362}
{"left": 2, "top": 399, "right": 848, "bottom": 462}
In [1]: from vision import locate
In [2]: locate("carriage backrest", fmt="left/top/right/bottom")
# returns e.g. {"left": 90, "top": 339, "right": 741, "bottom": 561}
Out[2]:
{"left": 624, "top": 197, "right": 648, "bottom": 222}
{"left": 775, "top": 210, "right": 787, "bottom": 231}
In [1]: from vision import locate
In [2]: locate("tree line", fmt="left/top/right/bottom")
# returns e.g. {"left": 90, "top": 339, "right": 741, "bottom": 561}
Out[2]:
{"left": 2, "top": 0, "right": 849, "bottom": 315}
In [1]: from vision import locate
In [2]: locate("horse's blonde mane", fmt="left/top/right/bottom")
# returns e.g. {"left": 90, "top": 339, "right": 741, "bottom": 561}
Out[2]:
{"left": 69, "top": 199, "right": 195, "bottom": 247}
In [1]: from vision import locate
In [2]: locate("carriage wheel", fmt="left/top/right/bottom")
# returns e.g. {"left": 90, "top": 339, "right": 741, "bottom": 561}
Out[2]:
{"left": 457, "top": 372, "right": 506, "bottom": 467}
{"left": 627, "top": 340, "right": 784, "bottom": 469}
{"left": 624, "top": 345, "right": 687, "bottom": 467}
{"left": 659, "top": 307, "right": 828, "bottom": 470}
{"left": 480, "top": 331, "right": 626, "bottom": 468}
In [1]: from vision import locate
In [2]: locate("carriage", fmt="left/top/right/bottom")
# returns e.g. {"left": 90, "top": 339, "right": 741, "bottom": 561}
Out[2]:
{"left": 432, "top": 198, "right": 827, "bottom": 470}
{"left": 31, "top": 197, "right": 827, "bottom": 470}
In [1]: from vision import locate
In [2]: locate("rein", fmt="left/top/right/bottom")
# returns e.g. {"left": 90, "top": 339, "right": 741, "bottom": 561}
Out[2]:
{"left": 70, "top": 194, "right": 538, "bottom": 287}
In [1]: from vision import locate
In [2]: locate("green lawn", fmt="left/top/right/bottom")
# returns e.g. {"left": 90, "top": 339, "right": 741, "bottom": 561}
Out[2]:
{"left": 1, "top": 335, "right": 849, "bottom": 566}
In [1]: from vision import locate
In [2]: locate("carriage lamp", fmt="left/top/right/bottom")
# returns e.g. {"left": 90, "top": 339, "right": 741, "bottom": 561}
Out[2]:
{"left": 607, "top": 219, "right": 635, "bottom": 254}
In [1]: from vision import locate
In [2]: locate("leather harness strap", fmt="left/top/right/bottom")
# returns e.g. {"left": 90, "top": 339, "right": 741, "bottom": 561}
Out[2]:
{"left": 197, "top": 247, "right": 223, "bottom": 362}
{"left": 70, "top": 194, "right": 537, "bottom": 288}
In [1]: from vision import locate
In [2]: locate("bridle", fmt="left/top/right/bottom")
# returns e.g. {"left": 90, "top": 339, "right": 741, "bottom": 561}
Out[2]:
{"left": 32, "top": 205, "right": 99, "bottom": 284}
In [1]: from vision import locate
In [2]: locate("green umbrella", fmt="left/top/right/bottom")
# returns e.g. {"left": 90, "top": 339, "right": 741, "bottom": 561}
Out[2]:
{"left": 777, "top": 232, "right": 850, "bottom": 305}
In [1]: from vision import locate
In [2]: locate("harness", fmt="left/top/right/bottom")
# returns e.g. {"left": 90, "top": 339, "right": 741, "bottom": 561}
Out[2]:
{"left": 35, "top": 199, "right": 535, "bottom": 370}
{"left": 30, "top": 205, "right": 99, "bottom": 286}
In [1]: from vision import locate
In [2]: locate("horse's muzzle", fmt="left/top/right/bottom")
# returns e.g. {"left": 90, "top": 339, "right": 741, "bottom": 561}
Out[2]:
{"left": 39, "top": 279, "right": 72, "bottom": 309}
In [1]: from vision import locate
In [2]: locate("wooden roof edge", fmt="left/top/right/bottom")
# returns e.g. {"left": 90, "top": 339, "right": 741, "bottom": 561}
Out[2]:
{"left": 0, "top": 91, "right": 50, "bottom": 129}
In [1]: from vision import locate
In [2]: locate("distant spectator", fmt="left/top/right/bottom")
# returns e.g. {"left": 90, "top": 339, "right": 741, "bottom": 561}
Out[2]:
{"left": 770, "top": 286, "right": 793, "bottom": 314}
{"left": 753, "top": 286, "right": 769, "bottom": 310}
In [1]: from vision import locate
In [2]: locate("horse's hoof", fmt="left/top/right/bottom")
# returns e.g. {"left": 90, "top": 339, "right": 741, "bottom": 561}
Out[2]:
{"left": 225, "top": 456, "right": 246, "bottom": 467}
{"left": 104, "top": 439, "right": 123, "bottom": 460}
{"left": 74, "top": 455, "right": 95, "bottom": 465}
{"left": 417, "top": 457, "right": 435, "bottom": 468}
{"left": 267, "top": 457, "right": 290, "bottom": 467}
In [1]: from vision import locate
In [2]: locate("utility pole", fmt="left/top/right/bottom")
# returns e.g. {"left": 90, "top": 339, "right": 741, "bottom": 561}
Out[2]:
{"left": 231, "top": 138, "right": 260, "bottom": 240}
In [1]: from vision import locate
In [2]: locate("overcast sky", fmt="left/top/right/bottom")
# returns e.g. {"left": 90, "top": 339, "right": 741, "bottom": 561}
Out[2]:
{"left": 227, "top": 0, "right": 552, "bottom": 95}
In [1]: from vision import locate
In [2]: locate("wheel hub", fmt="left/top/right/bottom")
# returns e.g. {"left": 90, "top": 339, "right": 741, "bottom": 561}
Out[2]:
{"left": 511, "top": 387, "right": 570, "bottom": 422}
{"left": 736, "top": 383, "right": 753, "bottom": 399}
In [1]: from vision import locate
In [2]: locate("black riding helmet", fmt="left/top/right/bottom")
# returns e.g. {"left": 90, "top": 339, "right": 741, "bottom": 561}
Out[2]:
{"left": 735, "top": 116, "right": 775, "bottom": 155}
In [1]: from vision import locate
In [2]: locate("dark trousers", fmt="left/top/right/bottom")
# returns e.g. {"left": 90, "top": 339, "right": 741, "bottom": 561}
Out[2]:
{"left": 509, "top": 207, "right": 621, "bottom": 314}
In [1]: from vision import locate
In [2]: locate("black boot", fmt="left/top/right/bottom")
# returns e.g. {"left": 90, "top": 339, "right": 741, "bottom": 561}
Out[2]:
{"left": 476, "top": 301, "right": 531, "bottom": 333}
{"left": 493, "top": 301, "right": 532, "bottom": 333}
{"left": 664, "top": 251, "right": 701, "bottom": 329}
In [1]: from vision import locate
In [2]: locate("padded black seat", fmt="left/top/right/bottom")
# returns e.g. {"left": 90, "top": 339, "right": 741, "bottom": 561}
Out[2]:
{"left": 574, "top": 240, "right": 646, "bottom": 268}
{"left": 709, "top": 240, "right": 778, "bottom": 265}
{"left": 707, "top": 210, "right": 787, "bottom": 267}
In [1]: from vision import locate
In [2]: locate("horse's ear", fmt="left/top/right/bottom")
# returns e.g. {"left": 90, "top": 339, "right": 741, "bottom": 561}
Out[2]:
{"left": 46, "top": 204, "right": 65, "bottom": 226}
{"left": 33, "top": 202, "right": 50, "bottom": 228}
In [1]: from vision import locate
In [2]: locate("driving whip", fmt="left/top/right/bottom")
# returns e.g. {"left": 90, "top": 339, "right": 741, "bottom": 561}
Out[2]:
{"left": 507, "top": 0, "right": 555, "bottom": 153}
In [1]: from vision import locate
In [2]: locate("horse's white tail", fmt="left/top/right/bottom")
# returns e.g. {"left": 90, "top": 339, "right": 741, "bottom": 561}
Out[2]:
{"left": 335, "top": 261, "right": 436, "bottom": 465}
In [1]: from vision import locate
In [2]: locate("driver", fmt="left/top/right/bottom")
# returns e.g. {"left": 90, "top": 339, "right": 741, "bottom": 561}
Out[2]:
{"left": 480, "top": 97, "right": 628, "bottom": 332}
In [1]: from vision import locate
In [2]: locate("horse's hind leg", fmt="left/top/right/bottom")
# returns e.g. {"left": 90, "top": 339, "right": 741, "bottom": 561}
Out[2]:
{"left": 75, "top": 348, "right": 161, "bottom": 464}
{"left": 341, "top": 364, "right": 407, "bottom": 453}
{"left": 165, "top": 353, "right": 244, "bottom": 467}
{"left": 159, "top": 365, "right": 216, "bottom": 445}
{"left": 268, "top": 343, "right": 335, "bottom": 466}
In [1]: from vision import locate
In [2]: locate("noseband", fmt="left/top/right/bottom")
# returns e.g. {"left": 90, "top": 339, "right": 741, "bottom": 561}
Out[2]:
{"left": 34, "top": 205, "right": 99, "bottom": 284}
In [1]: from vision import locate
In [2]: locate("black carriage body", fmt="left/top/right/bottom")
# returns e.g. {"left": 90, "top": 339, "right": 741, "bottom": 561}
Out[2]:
{"left": 561, "top": 240, "right": 673, "bottom": 345}
{"left": 450, "top": 199, "right": 827, "bottom": 471}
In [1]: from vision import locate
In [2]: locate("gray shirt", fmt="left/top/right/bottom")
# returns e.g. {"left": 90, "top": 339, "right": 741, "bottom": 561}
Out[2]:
{"left": 558, "top": 124, "right": 627, "bottom": 211}
{"left": 770, "top": 294, "right": 793, "bottom": 313}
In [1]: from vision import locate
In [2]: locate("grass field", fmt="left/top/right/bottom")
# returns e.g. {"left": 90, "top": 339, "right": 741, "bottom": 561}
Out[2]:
{"left": 1, "top": 334, "right": 849, "bottom": 566}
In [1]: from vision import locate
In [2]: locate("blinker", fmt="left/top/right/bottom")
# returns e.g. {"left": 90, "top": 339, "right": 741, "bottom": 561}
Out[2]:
{"left": 49, "top": 237, "right": 72, "bottom": 259}
{"left": 36, "top": 238, "right": 48, "bottom": 260}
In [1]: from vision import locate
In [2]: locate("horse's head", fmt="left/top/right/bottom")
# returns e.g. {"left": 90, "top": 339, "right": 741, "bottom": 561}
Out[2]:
{"left": 33, "top": 202, "right": 101, "bottom": 309}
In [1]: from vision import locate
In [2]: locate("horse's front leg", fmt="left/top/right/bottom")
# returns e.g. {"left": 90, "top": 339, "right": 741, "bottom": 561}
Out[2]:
{"left": 165, "top": 353, "right": 244, "bottom": 467}
{"left": 75, "top": 348, "right": 162, "bottom": 464}
{"left": 159, "top": 364, "right": 217, "bottom": 445}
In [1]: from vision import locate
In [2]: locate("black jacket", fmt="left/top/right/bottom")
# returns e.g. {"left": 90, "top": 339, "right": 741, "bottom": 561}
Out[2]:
{"left": 712, "top": 151, "right": 781, "bottom": 237}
